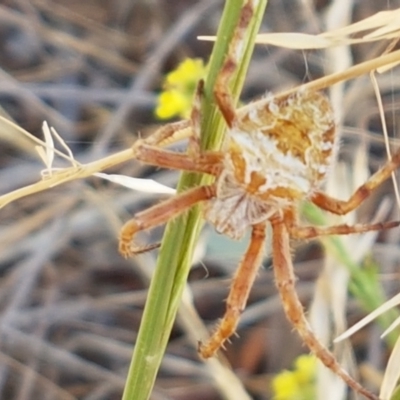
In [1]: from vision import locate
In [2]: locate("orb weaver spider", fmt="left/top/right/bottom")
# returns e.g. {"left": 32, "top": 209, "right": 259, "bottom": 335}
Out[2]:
{"left": 119, "top": 1, "right": 400, "bottom": 399}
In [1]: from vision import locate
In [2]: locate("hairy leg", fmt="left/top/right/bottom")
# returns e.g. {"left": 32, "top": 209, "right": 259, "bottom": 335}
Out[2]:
{"left": 133, "top": 144, "right": 224, "bottom": 176}
{"left": 130, "top": 79, "right": 221, "bottom": 173}
{"left": 198, "top": 222, "right": 266, "bottom": 358}
{"left": 271, "top": 215, "right": 378, "bottom": 400}
{"left": 119, "top": 184, "right": 216, "bottom": 257}
{"left": 312, "top": 149, "right": 400, "bottom": 215}
{"left": 213, "top": 0, "right": 255, "bottom": 127}
{"left": 282, "top": 206, "right": 400, "bottom": 239}
{"left": 289, "top": 220, "right": 400, "bottom": 239}
{"left": 135, "top": 120, "right": 191, "bottom": 149}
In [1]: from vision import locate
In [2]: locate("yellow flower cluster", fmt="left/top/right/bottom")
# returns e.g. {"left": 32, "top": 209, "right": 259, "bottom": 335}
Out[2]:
{"left": 272, "top": 355, "right": 316, "bottom": 400}
{"left": 155, "top": 58, "right": 206, "bottom": 120}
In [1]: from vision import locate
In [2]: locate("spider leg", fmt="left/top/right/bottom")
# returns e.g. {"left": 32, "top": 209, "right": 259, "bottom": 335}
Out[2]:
{"left": 130, "top": 80, "right": 216, "bottom": 173}
{"left": 312, "top": 149, "right": 400, "bottom": 215}
{"left": 283, "top": 206, "right": 400, "bottom": 239}
{"left": 134, "top": 74, "right": 204, "bottom": 151}
{"left": 130, "top": 81, "right": 225, "bottom": 176}
{"left": 198, "top": 222, "right": 267, "bottom": 358}
{"left": 214, "top": 0, "right": 255, "bottom": 127}
{"left": 187, "top": 78, "right": 204, "bottom": 155}
{"left": 135, "top": 119, "right": 191, "bottom": 149}
{"left": 133, "top": 144, "right": 224, "bottom": 176}
{"left": 289, "top": 220, "right": 400, "bottom": 239}
{"left": 270, "top": 215, "right": 379, "bottom": 400}
{"left": 119, "top": 184, "right": 216, "bottom": 257}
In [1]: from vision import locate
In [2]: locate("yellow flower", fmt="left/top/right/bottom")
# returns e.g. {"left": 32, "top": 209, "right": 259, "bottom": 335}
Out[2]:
{"left": 155, "top": 90, "right": 189, "bottom": 120}
{"left": 155, "top": 58, "right": 206, "bottom": 120}
{"left": 272, "top": 370, "right": 300, "bottom": 400}
{"left": 293, "top": 354, "right": 316, "bottom": 385}
{"left": 166, "top": 58, "right": 205, "bottom": 87}
{"left": 271, "top": 355, "right": 316, "bottom": 400}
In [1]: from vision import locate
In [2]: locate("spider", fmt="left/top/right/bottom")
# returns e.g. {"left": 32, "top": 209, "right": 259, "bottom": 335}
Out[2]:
{"left": 119, "top": 2, "right": 400, "bottom": 399}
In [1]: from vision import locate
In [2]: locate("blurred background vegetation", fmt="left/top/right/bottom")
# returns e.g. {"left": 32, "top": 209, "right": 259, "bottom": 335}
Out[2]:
{"left": 0, "top": 1, "right": 400, "bottom": 399}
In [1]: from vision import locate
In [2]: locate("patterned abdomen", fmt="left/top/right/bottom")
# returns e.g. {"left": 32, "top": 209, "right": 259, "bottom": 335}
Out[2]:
{"left": 228, "top": 91, "right": 336, "bottom": 201}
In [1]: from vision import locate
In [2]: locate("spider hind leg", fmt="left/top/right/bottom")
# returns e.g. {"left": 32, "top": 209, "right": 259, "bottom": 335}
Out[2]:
{"left": 198, "top": 222, "right": 266, "bottom": 358}
{"left": 271, "top": 216, "right": 379, "bottom": 400}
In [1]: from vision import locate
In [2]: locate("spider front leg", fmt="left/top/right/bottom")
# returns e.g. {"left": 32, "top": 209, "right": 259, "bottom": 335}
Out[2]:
{"left": 270, "top": 215, "right": 379, "bottom": 400}
{"left": 198, "top": 222, "right": 267, "bottom": 358}
{"left": 134, "top": 119, "right": 191, "bottom": 150}
{"left": 132, "top": 144, "right": 224, "bottom": 176}
{"left": 131, "top": 81, "right": 224, "bottom": 176}
{"left": 119, "top": 185, "right": 216, "bottom": 257}
{"left": 131, "top": 76, "right": 205, "bottom": 157}
{"left": 214, "top": 0, "right": 255, "bottom": 127}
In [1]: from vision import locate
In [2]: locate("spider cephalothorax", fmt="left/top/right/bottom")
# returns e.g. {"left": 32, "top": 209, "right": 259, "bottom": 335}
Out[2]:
{"left": 119, "top": 2, "right": 400, "bottom": 399}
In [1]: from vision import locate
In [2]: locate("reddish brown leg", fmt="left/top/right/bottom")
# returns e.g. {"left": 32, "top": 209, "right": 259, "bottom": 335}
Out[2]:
{"left": 187, "top": 79, "right": 204, "bottom": 155}
{"left": 198, "top": 222, "right": 267, "bottom": 358}
{"left": 133, "top": 143, "right": 223, "bottom": 176}
{"left": 283, "top": 206, "right": 399, "bottom": 239}
{"left": 135, "top": 119, "right": 191, "bottom": 149}
{"left": 131, "top": 80, "right": 215, "bottom": 172}
{"left": 270, "top": 215, "right": 379, "bottom": 400}
{"left": 119, "top": 184, "right": 216, "bottom": 257}
{"left": 312, "top": 148, "right": 400, "bottom": 215}
{"left": 135, "top": 78, "right": 204, "bottom": 157}
{"left": 289, "top": 220, "right": 400, "bottom": 239}
{"left": 213, "top": 0, "right": 255, "bottom": 127}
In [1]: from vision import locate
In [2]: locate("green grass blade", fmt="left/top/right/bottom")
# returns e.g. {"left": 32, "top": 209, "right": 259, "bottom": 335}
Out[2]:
{"left": 122, "top": 1, "right": 268, "bottom": 400}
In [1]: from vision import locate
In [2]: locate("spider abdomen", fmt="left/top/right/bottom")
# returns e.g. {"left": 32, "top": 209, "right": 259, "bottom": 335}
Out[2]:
{"left": 228, "top": 91, "right": 336, "bottom": 199}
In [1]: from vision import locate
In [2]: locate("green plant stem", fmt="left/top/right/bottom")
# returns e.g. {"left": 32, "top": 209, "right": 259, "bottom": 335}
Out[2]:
{"left": 122, "top": 2, "right": 268, "bottom": 400}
